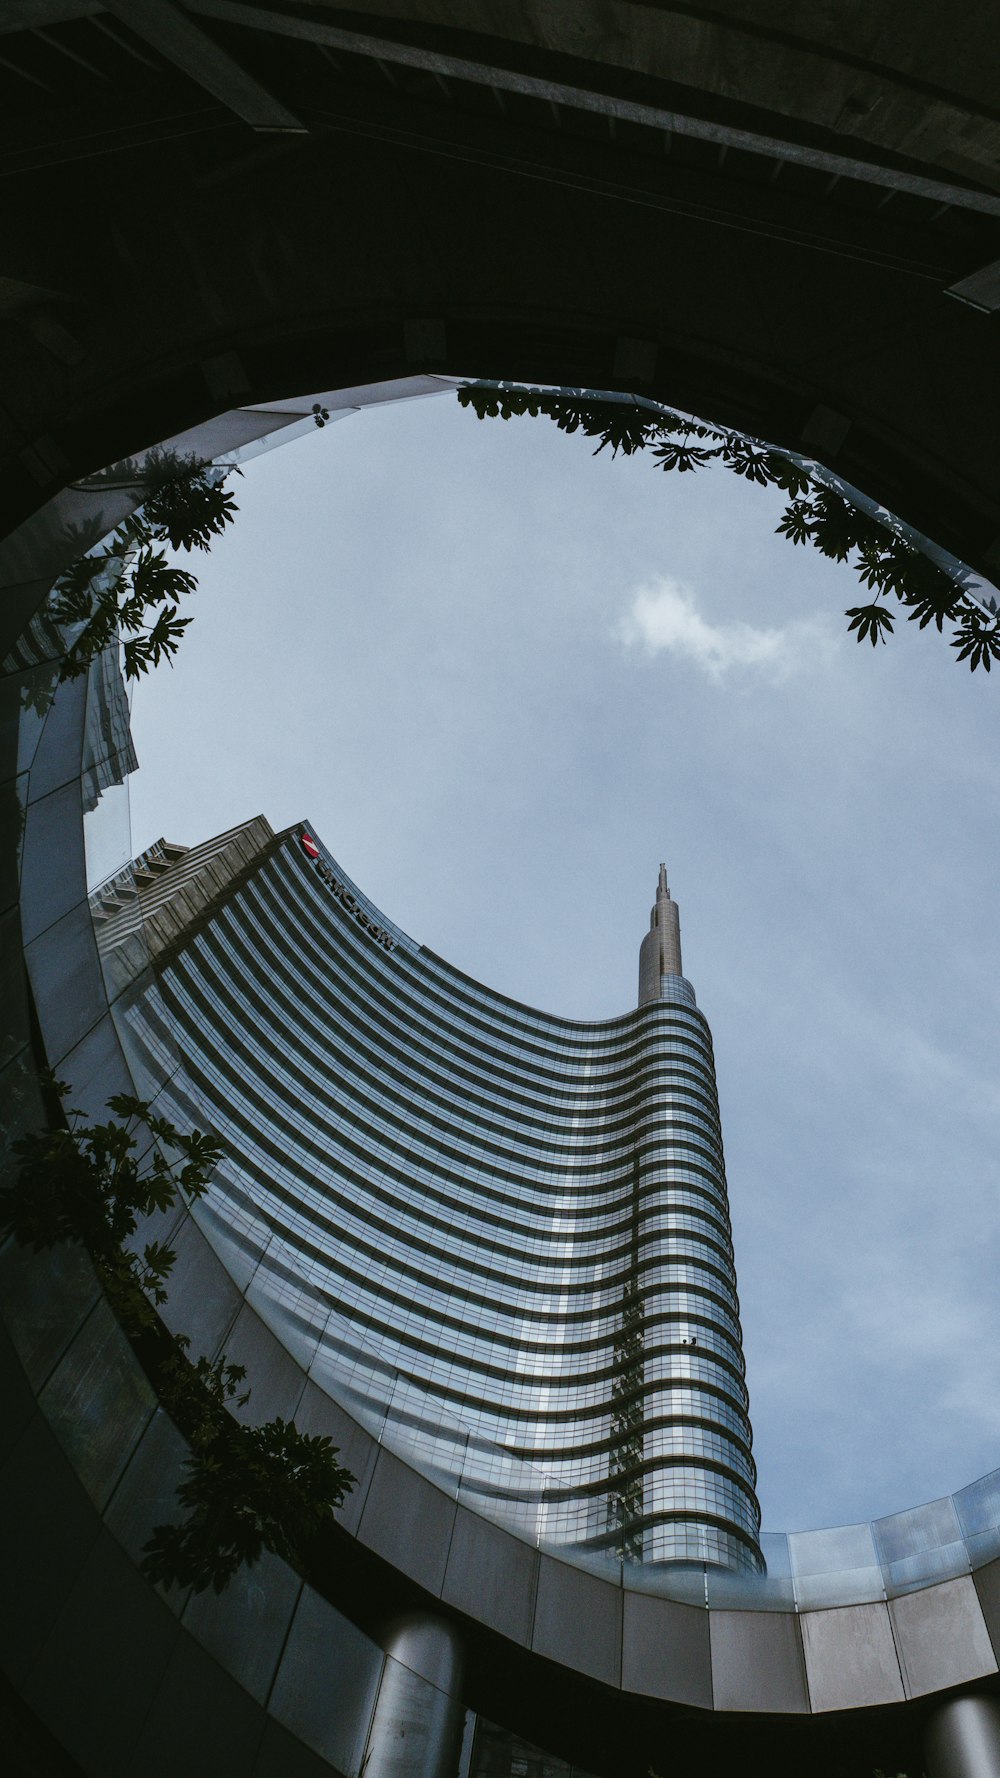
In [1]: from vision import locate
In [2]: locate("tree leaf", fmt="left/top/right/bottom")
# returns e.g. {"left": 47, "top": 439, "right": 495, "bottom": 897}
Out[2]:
{"left": 845, "top": 603, "right": 895, "bottom": 646}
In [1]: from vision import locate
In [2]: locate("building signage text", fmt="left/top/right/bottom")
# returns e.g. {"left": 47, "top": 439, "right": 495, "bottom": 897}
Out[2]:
{"left": 298, "top": 833, "right": 395, "bottom": 951}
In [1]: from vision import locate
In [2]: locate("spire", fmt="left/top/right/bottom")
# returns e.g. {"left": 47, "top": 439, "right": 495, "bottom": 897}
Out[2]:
{"left": 637, "top": 861, "right": 684, "bottom": 1006}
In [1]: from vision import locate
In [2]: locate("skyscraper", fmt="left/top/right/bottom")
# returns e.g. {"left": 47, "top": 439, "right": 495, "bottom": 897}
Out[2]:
{"left": 107, "top": 820, "right": 762, "bottom": 1574}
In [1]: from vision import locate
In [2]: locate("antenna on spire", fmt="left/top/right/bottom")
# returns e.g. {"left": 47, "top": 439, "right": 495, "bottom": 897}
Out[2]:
{"left": 638, "top": 859, "right": 689, "bottom": 1005}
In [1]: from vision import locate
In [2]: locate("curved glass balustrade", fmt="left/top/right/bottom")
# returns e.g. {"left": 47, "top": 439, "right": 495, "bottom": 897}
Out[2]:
{"left": 83, "top": 777, "right": 1000, "bottom": 1612}
{"left": 66, "top": 376, "right": 1000, "bottom": 1618}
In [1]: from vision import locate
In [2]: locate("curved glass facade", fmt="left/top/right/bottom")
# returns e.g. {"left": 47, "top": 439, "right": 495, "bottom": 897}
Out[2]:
{"left": 118, "top": 822, "right": 763, "bottom": 1573}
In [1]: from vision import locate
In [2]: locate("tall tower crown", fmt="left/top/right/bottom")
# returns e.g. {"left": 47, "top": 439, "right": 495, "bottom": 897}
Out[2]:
{"left": 638, "top": 861, "right": 684, "bottom": 1006}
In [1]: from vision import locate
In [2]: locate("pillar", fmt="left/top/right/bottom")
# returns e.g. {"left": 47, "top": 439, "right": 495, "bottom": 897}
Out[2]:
{"left": 365, "top": 1613, "right": 466, "bottom": 1778}
{"left": 924, "top": 1694, "right": 1000, "bottom": 1778}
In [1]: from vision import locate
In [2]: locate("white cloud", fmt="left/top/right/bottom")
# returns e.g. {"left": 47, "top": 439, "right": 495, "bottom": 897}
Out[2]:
{"left": 617, "top": 575, "right": 830, "bottom": 683}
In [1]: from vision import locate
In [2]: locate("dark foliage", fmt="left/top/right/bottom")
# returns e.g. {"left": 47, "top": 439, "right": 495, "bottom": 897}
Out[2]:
{"left": 1, "top": 1087, "right": 354, "bottom": 1590}
{"left": 458, "top": 381, "right": 994, "bottom": 673}
{"left": 50, "top": 454, "right": 238, "bottom": 684}
{"left": 2, "top": 1088, "right": 217, "bottom": 1336}
{"left": 141, "top": 470, "right": 239, "bottom": 554}
{"left": 951, "top": 602, "right": 1000, "bottom": 672}
{"left": 142, "top": 1417, "right": 354, "bottom": 1594}
{"left": 845, "top": 604, "right": 895, "bottom": 647}
{"left": 650, "top": 438, "right": 714, "bottom": 474}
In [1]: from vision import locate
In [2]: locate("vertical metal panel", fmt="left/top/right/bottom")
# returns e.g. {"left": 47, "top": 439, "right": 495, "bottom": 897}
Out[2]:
{"left": 39, "top": 1297, "right": 155, "bottom": 1510}
{"left": 0, "top": 1414, "right": 103, "bottom": 1686}
{"left": 291, "top": 1379, "right": 379, "bottom": 1536}
{"left": 128, "top": 1633, "right": 268, "bottom": 1778}
{"left": 622, "top": 1588, "right": 712, "bottom": 1708}
{"left": 252, "top": 1718, "right": 341, "bottom": 1778}
{"left": 710, "top": 1609, "right": 808, "bottom": 1713}
{"left": 800, "top": 1602, "right": 904, "bottom": 1711}
{"left": 269, "top": 1585, "right": 384, "bottom": 1776}
{"left": 531, "top": 1556, "right": 623, "bottom": 1687}
{"left": 154, "top": 1210, "right": 243, "bottom": 1356}
{"left": 22, "top": 782, "right": 88, "bottom": 941}
{"left": 102, "top": 1406, "right": 189, "bottom": 1612}
{"left": 182, "top": 1550, "right": 303, "bottom": 1706}
{"left": 0, "top": 1317, "right": 37, "bottom": 1466}
{"left": 890, "top": 1577, "right": 998, "bottom": 1698}
{"left": 19, "top": 1528, "right": 180, "bottom": 1777}
{"left": 0, "top": 1235, "right": 100, "bottom": 1390}
{"left": 442, "top": 1506, "right": 539, "bottom": 1646}
{"left": 358, "top": 1448, "right": 457, "bottom": 1596}
{"left": 974, "top": 1556, "right": 1000, "bottom": 1661}
{"left": 25, "top": 674, "right": 87, "bottom": 803}
{"left": 55, "top": 1007, "right": 135, "bottom": 1121}
{"left": 219, "top": 1303, "right": 308, "bottom": 1426}
{"left": 25, "top": 898, "right": 108, "bottom": 1064}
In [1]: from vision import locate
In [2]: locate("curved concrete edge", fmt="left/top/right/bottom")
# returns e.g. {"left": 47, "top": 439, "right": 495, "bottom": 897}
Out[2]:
{"left": 12, "top": 1152, "right": 1000, "bottom": 1731}
{"left": 0, "top": 1239, "right": 465, "bottom": 1778}
{"left": 13, "top": 720, "right": 1000, "bottom": 1724}
{"left": 6, "top": 428, "right": 1000, "bottom": 1735}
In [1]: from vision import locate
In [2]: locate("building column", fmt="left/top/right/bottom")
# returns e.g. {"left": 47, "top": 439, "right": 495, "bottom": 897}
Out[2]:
{"left": 365, "top": 1613, "right": 466, "bottom": 1778}
{"left": 924, "top": 1694, "right": 1000, "bottom": 1778}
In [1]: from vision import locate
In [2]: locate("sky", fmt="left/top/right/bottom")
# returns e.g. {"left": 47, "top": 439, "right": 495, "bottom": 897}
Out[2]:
{"left": 124, "top": 389, "right": 1000, "bottom": 1535}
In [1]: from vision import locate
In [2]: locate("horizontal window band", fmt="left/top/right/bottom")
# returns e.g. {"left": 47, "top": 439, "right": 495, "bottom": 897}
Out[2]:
{"left": 162, "top": 1005, "right": 732, "bottom": 1216}
{"left": 217, "top": 1268, "right": 750, "bottom": 1414}
{"left": 454, "top": 1455, "right": 761, "bottom": 1519}
{"left": 195, "top": 868, "right": 719, "bottom": 1083}
{"left": 197, "top": 1148, "right": 740, "bottom": 1298}
{"left": 267, "top": 851, "right": 718, "bottom": 1059}
{"left": 257, "top": 1262, "right": 750, "bottom": 1400}
{"left": 162, "top": 965, "right": 726, "bottom": 1175}
{"left": 157, "top": 963, "right": 724, "bottom": 1166}
{"left": 148, "top": 1001, "right": 731, "bottom": 1236}
{"left": 195, "top": 1183, "right": 749, "bottom": 1376}
{"left": 171, "top": 1062, "right": 735, "bottom": 1249}
{"left": 374, "top": 1405, "right": 759, "bottom": 1507}
{"left": 134, "top": 1015, "right": 737, "bottom": 1257}
{"left": 200, "top": 1166, "right": 745, "bottom": 1333}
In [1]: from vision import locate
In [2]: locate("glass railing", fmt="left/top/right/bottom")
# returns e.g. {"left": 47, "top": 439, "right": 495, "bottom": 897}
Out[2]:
{"left": 287, "top": 1335, "right": 1000, "bottom": 1610}
{"left": 555, "top": 1476, "right": 1000, "bottom": 1610}
{"left": 71, "top": 374, "right": 1000, "bottom": 1619}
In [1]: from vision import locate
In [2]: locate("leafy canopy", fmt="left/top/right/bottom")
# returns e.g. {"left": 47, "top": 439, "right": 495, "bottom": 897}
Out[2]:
{"left": 3, "top": 1087, "right": 219, "bottom": 1338}
{"left": 458, "top": 382, "right": 1000, "bottom": 674}
{"left": 142, "top": 1416, "right": 354, "bottom": 1595}
{"left": 50, "top": 452, "right": 239, "bottom": 684}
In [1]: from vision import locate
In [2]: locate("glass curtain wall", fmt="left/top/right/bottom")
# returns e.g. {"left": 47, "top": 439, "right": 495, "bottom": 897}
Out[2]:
{"left": 117, "top": 823, "right": 763, "bottom": 1573}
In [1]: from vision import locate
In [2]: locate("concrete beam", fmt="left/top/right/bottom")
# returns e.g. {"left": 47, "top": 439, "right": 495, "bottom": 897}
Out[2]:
{"left": 104, "top": 0, "right": 305, "bottom": 133}
{"left": 0, "top": 2, "right": 99, "bottom": 31}
{"left": 947, "top": 258, "right": 1000, "bottom": 312}
{"left": 189, "top": 0, "right": 1000, "bottom": 215}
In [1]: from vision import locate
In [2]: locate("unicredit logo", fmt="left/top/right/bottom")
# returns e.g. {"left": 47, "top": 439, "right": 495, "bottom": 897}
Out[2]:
{"left": 296, "top": 831, "right": 395, "bottom": 952}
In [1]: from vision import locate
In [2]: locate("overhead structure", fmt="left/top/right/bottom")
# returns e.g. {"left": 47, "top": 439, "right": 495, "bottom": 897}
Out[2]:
{"left": 1, "top": 2, "right": 1000, "bottom": 568}
{"left": 5, "top": 7, "right": 1000, "bottom": 1776}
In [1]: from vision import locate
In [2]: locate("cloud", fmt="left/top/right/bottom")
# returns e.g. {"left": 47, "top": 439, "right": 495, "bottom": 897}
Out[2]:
{"left": 617, "top": 576, "right": 829, "bottom": 683}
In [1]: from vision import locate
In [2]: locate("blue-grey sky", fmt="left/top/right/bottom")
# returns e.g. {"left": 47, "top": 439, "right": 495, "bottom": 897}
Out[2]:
{"left": 126, "top": 391, "right": 1000, "bottom": 1535}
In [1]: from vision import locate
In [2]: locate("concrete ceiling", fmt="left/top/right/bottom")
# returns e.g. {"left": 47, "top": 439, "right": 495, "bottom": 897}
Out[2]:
{"left": 0, "top": 1, "right": 998, "bottom": 579}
